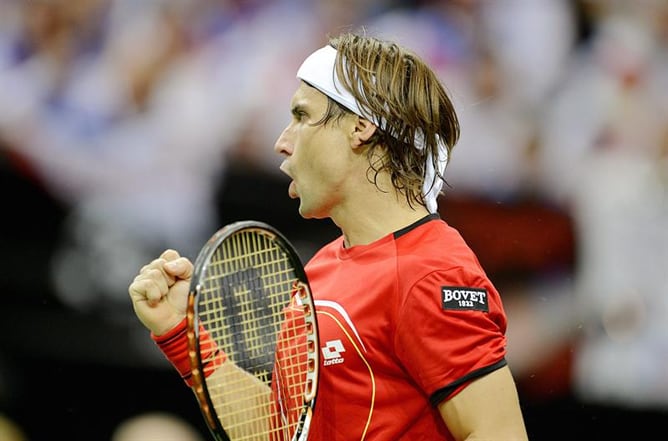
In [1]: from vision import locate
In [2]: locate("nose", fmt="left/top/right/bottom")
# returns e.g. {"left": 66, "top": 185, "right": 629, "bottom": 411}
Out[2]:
{"left": 274, "top": 124, "right": 293, "bottom": 156}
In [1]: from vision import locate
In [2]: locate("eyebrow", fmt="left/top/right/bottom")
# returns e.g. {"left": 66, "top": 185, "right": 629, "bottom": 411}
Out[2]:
{"left": 290, "top": 104, "right": 306, "bottom": 117}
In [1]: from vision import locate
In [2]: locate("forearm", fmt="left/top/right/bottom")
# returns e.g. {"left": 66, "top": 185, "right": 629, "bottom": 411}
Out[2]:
{"left": 203, "top": 363, "right": 272, "bottom": 440}
{"left": 152, "top": 317, "right": 273, "bottom": 439}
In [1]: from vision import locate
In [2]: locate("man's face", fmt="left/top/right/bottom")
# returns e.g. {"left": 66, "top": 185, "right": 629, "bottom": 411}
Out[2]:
{"left": 274, "top": 82, "right": 354, "bottom": 220}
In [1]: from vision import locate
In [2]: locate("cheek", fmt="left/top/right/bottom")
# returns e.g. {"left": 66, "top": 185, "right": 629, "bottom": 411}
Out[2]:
{"left": 298, "top": 151, "right": 330, "bottom": 190}
{"left": 296, "top": 127, "right": 348, "bottom": 186}
{"left": 295, "top": 131, "right": 324, "bottom": 168}
{"left": 306, "top": 143, "right": 342, "bottom": 181}
{"left": 293, "top": 152, "right": 329, "bottom": 200}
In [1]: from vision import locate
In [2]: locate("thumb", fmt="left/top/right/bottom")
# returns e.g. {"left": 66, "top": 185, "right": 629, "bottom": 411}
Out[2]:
{"left": 164, "top": 257, "right": 193, "bottom": 281}
{"left": 160, "top": 248, "right": 181, "bottom": 261}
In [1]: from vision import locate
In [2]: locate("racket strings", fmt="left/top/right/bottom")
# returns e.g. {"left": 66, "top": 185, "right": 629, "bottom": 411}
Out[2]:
{"left": 196, "top": 229, "right": 315, "bottom": 440}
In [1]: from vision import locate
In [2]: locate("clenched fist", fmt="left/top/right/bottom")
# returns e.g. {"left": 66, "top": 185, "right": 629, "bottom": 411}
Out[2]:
{"left": 128, "top": 249, "right": 193, "bottom": 336}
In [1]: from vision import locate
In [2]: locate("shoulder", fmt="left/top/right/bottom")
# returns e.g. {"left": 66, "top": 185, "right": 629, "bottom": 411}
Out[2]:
{"left": 396, "top": 216, "right": 485, "bottom": 275}
{"left": 394, "top": 217, "right": 502, "bottom": 309}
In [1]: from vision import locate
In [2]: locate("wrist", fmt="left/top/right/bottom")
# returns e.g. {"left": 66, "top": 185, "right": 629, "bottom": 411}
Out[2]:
{"left": 151, "top": 317, "right": 226, "bottom": 386}
{"left": 151, "top": 317, "right": 187, "bottom": 342}
{"left": 151, "top": 316, "right": 186, "bottom": 339}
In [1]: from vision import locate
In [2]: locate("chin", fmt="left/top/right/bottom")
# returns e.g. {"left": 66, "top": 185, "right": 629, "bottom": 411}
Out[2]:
{"left": 296, "top": 202, "right": 309, "bottom": 219}
{"left": 298, "top": 201, "right": 323, "bottom": 220}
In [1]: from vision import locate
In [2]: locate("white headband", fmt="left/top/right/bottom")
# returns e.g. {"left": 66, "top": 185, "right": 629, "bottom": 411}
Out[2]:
{"left": 297, "top": 45, "right": 448, "bottom": 213}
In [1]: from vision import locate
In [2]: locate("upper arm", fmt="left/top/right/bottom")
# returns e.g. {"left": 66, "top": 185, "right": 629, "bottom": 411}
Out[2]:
{"left": 438, "top": 365, "right": 529, "bottom": 441}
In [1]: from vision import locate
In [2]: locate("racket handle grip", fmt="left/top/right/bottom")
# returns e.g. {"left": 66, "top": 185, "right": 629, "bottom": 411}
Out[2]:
{"left": 152, "top": 318, "right": 226, "bottom": 387}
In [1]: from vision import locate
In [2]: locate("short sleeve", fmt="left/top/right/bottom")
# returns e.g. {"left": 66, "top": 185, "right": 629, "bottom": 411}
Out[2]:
{"left": 394, "top": 266, "right": 508, "bottom": 399}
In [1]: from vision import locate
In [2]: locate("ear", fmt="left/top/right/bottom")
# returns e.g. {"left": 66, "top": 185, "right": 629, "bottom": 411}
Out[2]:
{"left": 351, "top": 117, "right": 377, "bottom": 148}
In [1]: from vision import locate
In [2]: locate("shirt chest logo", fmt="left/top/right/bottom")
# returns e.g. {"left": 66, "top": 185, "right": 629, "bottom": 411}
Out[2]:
{"left": 441, "top": 286, "right": 489, "bottom": 312}
{"left": 321, "top": 339, "right": 346, "bottom": 366}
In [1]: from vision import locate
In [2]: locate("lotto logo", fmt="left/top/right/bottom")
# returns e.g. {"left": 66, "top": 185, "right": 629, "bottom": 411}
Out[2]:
{"left": 321, "top": 340, "right": 345, "bottom": 365}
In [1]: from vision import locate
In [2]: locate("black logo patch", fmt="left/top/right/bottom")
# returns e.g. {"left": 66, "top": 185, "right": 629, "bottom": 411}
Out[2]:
{"left": 441, "top": 286, "right": 488, "bottom": 312}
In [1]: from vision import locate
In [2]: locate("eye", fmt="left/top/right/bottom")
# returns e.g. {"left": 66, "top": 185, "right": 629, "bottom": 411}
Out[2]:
{"left": 291, "top": 105, "right": 308, "bottom": 123}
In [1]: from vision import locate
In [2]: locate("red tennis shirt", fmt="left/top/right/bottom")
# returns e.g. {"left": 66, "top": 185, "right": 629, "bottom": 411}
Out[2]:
{"left": 303, "top": 213, "right": 508, "bottom": 440}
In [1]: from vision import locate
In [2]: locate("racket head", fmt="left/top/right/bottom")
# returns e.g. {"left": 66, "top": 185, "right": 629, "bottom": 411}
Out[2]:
{"left": 185, "top": 220, "right": 319, "bottom": 441}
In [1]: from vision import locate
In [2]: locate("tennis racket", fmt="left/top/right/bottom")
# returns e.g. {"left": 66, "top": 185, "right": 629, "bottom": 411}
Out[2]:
{"left": 185, "top": 220, "right": 319, "bottom": 441}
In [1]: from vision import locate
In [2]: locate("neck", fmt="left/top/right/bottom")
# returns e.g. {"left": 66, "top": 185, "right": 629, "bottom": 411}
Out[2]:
{"left": 332, "top": 189, "right": 431, "bottom": 248}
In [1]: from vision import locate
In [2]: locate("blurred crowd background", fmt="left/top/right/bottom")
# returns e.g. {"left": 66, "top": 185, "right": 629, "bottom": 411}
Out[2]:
{"left": 1, "top": 0, "right": 667, "bottom": 439}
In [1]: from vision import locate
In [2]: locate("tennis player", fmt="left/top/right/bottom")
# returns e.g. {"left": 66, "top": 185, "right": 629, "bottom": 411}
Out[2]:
{"left": 129, "top": 31, "right": 529, "bottom": 440}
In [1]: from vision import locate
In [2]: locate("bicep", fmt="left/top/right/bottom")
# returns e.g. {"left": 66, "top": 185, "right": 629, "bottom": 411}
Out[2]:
{"left": 438, "top": 365, "right": 528, "bottom": 441}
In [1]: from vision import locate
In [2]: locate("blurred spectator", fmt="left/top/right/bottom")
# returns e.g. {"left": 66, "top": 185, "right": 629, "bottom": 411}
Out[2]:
{"left": 537, "top": 2, "right": 668, "bottom": 205}
{"left": 572, "top": 146, "right": 668, "bottom": 408}
{"left": 0, "top": 414, "right": 27, "bottom": 441}
{"left": 0, "top": 0, "right": 235, "bottom": 316}
{"left": 451, "top": 0, "right": 576, "bottom": 201}
{"left": 531, "top": 0, "right": 668, "bottom": 432}
{"left": 111, "top": 411, "right": 205, "bottom": 441}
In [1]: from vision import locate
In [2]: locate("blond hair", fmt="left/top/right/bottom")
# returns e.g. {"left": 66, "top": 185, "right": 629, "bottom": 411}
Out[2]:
{"left": 326, "top": 32, "right": 460, "bottom": 209}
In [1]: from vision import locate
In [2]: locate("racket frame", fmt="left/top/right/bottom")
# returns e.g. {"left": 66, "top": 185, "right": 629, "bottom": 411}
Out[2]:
{"left": 185, "top": 220, "right": 319, "bottom": 441}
